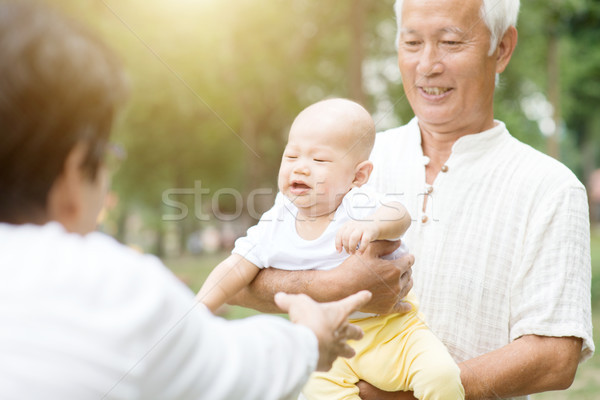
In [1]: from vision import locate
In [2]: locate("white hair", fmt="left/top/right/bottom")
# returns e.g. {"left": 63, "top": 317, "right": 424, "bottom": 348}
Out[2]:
{"left": 394, "top": 0, "right": 520, "bottom": 56}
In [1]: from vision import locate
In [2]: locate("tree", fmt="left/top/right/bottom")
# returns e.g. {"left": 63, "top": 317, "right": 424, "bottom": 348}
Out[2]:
{"left": 45, "top": 0, "right": 600, "bottom": 251}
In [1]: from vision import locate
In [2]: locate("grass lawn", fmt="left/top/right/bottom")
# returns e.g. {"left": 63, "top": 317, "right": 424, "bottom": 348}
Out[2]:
{"left": 163, "top": 229, "right": 600, "bottom": 398}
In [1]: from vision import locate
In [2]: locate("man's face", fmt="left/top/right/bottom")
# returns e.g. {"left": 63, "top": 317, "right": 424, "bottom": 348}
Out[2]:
{"left": 397, "top": 0, "right": 500, "bottom": 135}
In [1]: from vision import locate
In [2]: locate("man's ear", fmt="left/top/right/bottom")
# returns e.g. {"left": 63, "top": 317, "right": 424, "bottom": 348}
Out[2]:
{"left": 46, "top": 143, "right": 88, "bottom": 232}
{"left": 352, "top": 160, "right": 373, "bottom": 187}
{"left": 495, "top": 25, "right": 518, "bottom": 74}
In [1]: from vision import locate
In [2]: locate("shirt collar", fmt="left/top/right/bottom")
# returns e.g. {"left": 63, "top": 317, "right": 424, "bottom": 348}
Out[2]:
{"left": 451, "top": 121, "right": 507, "bottom": 154}
{"left": 407, "top": 117, "right": 507, "bottom": 155}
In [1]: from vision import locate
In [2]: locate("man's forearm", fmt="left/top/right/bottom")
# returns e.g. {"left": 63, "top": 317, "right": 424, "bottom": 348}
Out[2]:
{"left": 228, "top": 241, "right": 414, "bottom": 315}
{"left": 460, "top": 335, "right": 582, "bottom": 399}
{"left": 228, "top": 268, "right": 343, "bottom": 313}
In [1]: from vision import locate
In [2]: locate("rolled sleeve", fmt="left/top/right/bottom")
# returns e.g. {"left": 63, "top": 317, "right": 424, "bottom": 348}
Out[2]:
{"left": 510, "top": 185, "right": 594, "bottom": 362}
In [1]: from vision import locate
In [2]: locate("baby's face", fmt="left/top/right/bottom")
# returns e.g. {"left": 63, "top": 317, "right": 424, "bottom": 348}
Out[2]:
{"left": 278, "top": 116, "right": 361, "bottom": 217}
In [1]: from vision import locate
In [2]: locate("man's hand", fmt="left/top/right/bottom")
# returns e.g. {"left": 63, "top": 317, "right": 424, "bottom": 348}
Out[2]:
{"left": 357, "top": 381, "right": 416, "bottom": 399}
{"left": 274, "top": 290, "right": 372, "bottom": 372}
{"left": 339, "top": 240, "right": 414, "bottom": 315}
{"left": 336, "top": 220, "right": 380, "bottom": 255}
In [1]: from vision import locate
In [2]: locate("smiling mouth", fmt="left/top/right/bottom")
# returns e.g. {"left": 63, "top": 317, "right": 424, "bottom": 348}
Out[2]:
{"left": 421, "top": 87, "right": 452, "bottom": 96}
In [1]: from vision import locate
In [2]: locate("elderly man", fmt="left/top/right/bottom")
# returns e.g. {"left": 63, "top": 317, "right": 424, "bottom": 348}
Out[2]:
{"left": 0, "top": 1, "right": 372, "bottom": 399}
{"left": 233, "top": 0, "right": 594, "bottom": 399}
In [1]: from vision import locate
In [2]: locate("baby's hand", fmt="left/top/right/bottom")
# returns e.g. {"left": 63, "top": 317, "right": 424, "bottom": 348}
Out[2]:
{"left": 335, "top": 221, "right": 380, "bottom": 255}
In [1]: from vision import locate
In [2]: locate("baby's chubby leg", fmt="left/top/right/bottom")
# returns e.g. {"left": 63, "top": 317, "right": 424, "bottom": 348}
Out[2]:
{"left": 304, "top": 297, "right": 464, "bottom": 400}
{"left": 350, "top": 310, "right": 464, "bottom": 400}
{"left": 402, "top": 326, "right": 464, "bottom": 400}
{"left": 302, "top": 356, "right": 361, "bottom": 400}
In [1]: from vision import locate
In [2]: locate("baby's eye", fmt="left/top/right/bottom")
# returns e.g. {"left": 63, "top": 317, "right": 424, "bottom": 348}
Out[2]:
{"left": 313, "top": 158, "right": 330, "bottom": 163}
{"left": 285, "top": 155, "right": 297, "bottom": 159}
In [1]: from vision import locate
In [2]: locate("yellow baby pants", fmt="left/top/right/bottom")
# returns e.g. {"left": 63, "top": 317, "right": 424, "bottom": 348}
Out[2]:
{"left": 302, "top": 293, "right": 464, "bottom": 400}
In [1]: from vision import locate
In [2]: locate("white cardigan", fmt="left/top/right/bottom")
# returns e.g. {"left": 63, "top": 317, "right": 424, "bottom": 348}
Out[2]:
{"left": 0, "top": 222, "right": 317, "bottom": 400}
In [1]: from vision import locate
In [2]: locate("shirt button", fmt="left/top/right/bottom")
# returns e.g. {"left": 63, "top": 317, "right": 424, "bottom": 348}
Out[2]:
{"left": 425, "top": 186, "right": 433, "bottom": 194}
{"left": 421, "top": 215, "right": 429, "bottom": 223}
{"left": 441, "top": 165, "right": 449, "bottom": 173}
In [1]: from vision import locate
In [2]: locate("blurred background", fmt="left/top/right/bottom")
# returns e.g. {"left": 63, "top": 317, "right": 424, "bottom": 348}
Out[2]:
{"left": 46, "top": 1, "right": 598, "bottom": 397}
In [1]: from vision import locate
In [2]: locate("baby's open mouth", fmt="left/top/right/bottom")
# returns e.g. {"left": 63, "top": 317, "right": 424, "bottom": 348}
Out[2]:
{"left": 290, "top": 181, "right": 311, "bottom": 195}
{"left": 291, "top": 182, "right": 310, "bottom": 190}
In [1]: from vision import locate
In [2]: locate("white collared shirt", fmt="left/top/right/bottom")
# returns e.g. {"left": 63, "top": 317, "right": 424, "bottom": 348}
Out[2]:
{"left": 369, "top": 118, "right": 593, "bottom": 399}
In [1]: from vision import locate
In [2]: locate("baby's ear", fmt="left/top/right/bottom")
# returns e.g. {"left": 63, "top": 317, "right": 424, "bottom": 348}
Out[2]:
{"left": 353, "top": 160, "right": 373, "bottom": 187}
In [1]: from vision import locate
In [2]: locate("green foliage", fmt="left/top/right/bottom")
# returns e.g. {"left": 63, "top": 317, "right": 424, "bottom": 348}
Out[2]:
{"left": 508, "top": 0, "right": 600, "bottom": 176}
{"left": 44, "top": 0, "right": 599, "bottom": 250}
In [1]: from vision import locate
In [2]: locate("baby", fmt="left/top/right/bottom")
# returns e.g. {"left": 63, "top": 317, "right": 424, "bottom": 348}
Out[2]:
{"left": 198, "top": 98, "right": 464, "bottom": 400}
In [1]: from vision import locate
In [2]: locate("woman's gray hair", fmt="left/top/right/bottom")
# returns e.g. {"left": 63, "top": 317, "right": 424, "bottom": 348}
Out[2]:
{"left": 394, "top": 0, "right": 520, "bottom": 55}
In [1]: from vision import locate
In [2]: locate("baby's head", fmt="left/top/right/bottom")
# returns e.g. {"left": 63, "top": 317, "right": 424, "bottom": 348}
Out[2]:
{"left": 278, "top": 98, "right": 375, "bottom": 217}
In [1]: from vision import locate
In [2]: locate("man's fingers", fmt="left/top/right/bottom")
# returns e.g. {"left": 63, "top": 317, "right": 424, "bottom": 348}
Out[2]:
{"left": 335, "top": 290, "right": 372, "bottom": 317}
{"left": 398, "top": 264, "right": 413, "bottom": 291}
{"left": 338, "top": 343, "right": 357, "bottom": 359}
{"left": 273, "top": 292, "right": 292, "bottom": 312}
{"left": 400, "top": 267, "right": 413, "bottom": 283}
{"left": 274, "top": 292, "right": 308, "bottom": 314}
{"left": 370, "top": 239, "right": 401, "bottom": 257}
{"left": 335, "top": 322, "right": 364, "bottom": 341}
{"left": 344, "top": 323, "right": 364, "bottom": 341}
{"left": 391, "top": 300, "right": 413, "bottom": 314}
{"left": 402, "top": 253, "right": 415, "bottom": 270}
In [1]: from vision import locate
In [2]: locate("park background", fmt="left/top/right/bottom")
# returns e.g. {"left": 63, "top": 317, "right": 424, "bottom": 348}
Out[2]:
{"left": 48, "top": 1, "right": 598, "bottom": 398}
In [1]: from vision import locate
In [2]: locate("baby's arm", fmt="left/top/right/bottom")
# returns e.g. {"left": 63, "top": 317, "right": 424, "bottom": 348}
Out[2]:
{"left": 197, "top": 254, "right": 261, "bottom": 313}
{"left": 336, "top": 201, "right": 411, "bottom": 255}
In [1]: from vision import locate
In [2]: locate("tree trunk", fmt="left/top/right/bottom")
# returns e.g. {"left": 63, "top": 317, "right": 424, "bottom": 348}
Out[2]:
{"left": 115, "top": 207, "right": 128, "bottom": 243}
{"left": 349, "top": 0, "right": 367, "bottom": 106}
{"left": 155, "top": 222, "right": 165, "bottom": 258}
{"left": 546, "top": 27, "right": 561, "bottom": 160}
{"left": 581, "top": 120, "right": 599, "bottom": 224}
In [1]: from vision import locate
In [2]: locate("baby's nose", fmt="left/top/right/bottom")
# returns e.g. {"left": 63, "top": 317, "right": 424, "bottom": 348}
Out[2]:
{"left": 293, "top": 162, "right": 310, "bottom": 175}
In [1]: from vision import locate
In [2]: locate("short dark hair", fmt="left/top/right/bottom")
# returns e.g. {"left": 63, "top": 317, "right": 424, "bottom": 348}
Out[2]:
{"left": 0, "top": 0, "right": 128, "bottom": 223}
